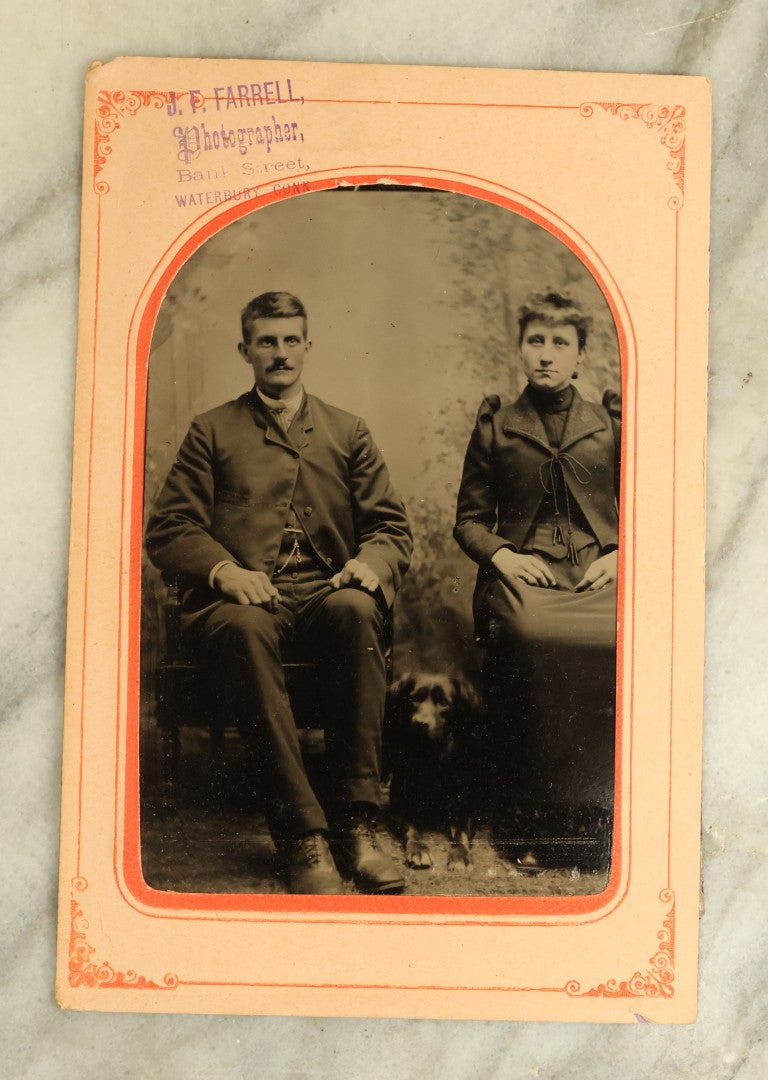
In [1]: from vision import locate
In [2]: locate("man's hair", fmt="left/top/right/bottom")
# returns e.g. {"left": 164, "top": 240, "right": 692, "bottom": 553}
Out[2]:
{"left": 517, "top": 291, "right": 591, "bottom": 351}
{"left": 241, "top": 291, "right": 308, "bottom": 343}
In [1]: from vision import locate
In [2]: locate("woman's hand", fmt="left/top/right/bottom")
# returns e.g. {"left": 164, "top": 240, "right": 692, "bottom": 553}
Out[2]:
{"left": 575, "top": 550, "right": 618, "bottom": 592}
{"left": 491, "top": 547, "right": 557, "bottom": 588}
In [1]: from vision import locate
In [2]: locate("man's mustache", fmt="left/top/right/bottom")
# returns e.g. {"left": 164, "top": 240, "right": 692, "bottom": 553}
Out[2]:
{"left": 267, "top": 360, "right": 292, "bottom": 372}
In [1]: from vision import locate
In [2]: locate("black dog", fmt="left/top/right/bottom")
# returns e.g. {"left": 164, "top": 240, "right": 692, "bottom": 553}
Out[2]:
{"left": 383, "top": 673, "right": 485, "bottom": 871}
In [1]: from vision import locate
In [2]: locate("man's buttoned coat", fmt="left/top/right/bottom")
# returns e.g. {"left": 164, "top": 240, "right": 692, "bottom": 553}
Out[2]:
{"left": 145, "top": 389, "right": 412, "bottom": 606}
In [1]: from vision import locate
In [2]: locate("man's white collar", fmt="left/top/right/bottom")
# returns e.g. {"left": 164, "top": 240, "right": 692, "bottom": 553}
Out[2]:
{"left": 256, "top": 385, "right": 305, "bottom": 412}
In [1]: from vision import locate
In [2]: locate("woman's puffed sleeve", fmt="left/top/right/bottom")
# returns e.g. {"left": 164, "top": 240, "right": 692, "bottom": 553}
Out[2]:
{"left": 454, "top": 395, "right": 513, "bottom": 566}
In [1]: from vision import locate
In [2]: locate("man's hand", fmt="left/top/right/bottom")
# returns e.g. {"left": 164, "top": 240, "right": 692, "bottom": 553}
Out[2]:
{"left": 491, "top": 547, "right": 556, "bottom": 588}
{"left": 214, "top": 564, "right": 280, "bottom": 609}
{"left": 330, "top": 558, "right": 380, "bottom": 594}
{"left": 575, "top": 550, "right": 618, "bottom": 592}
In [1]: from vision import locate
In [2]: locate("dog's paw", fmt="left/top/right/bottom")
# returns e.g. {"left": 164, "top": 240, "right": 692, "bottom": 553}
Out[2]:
{"left": 447, "top": 844, "right": 473, "bottom": 872}
{"left": 405, "top": 840, "right": 433, "bottom": 869}
{"left": 515, "top": 850, "right": 544, "bottom": 876}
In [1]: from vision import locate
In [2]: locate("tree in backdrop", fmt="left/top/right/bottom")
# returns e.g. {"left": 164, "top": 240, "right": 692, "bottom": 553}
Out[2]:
{"left": 394, "top": 193, "right": 620, "bottom": 678}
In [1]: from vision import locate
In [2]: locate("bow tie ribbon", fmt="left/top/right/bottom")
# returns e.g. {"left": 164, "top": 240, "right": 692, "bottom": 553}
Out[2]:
{"left": 538, "top": 452, "right": 592, "bottom": 565}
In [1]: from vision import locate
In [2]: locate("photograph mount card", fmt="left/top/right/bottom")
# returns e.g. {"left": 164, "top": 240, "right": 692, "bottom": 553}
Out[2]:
{"left": 57, "top": 57, "right": 709, "bottom": 1022}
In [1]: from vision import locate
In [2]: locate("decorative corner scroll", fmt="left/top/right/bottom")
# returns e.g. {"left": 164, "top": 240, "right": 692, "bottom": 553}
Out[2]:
{"left": 94, "top": 90, "right": 174, "bottom": 194}
{"left": 68, "top": 877, "right": 178, "bottom": 990}
{"left": 566, "top": 889, "right": 675, "bottom": 999}
{"left": 580, "top": 102, "right": 686, "bottom": 210}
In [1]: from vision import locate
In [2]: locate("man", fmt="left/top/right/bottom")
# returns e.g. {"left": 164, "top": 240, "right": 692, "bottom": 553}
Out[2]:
{"left": 146, "top": 291, "right": 412, "bottom": 894}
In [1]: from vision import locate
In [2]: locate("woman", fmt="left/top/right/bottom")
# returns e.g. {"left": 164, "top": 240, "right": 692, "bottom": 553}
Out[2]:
{"left": 454, "top": 291, "right": 620, "bottom": 868}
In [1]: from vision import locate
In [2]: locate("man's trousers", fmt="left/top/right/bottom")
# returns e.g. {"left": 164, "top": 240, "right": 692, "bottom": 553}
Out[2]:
{"left": 183, "top": 577, "right": 387, "bottom": 841}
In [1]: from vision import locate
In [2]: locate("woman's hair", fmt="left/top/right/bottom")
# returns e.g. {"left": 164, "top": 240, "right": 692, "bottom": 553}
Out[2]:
{"left": 517, "top": 291, "right": 591, "bottom": 351}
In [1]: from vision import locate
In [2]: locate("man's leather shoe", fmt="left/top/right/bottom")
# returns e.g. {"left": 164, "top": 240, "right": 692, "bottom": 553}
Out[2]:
{"left": 285, "top": 831, "right": 343, "bottom": 895}
{"left": 339, "top": 811, "right": 405, "bottom": 894}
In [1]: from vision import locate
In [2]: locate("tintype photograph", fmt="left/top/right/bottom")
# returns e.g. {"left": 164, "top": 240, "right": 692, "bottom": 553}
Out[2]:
{"left": 139, "top": 185, "right": 622, "bottom": 900}
{"left": 58, "top": 57, "right": 708, "bottom": 1022}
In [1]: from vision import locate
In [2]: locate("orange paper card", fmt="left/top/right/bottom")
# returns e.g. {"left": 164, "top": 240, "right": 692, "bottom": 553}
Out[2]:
{"left": 57, "top": 57, "right": 709, "bottom": 1021}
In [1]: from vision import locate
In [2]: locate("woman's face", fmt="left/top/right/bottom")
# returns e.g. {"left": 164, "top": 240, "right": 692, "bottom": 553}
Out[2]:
{"left": 519, "top": 319, "right": 582, "bottom": 393}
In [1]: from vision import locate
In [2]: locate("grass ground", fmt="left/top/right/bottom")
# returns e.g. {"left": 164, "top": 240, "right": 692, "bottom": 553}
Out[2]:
{"left": 140, "top": 728, "right": 610, "bottom": 897}
{"left": 141, "top": 806, "right": 608, "bottom": 897}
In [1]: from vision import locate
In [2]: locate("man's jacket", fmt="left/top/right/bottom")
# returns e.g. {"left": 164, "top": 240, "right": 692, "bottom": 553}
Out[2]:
{"left": 145, "top": 390, "right": 413, "bottom": 608}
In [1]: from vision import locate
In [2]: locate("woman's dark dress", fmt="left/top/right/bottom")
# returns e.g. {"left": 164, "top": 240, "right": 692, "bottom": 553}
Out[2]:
{"left": 454, "top": 383, "right": 620, "bottom": 851}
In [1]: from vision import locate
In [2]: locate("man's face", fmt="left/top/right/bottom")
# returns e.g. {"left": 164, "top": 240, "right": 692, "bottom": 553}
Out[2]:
{"left": 519, "top": 319, "right": 582, "bottom": 393}
{"left": 239, "top": 315, "right": 310, "bottom": 399}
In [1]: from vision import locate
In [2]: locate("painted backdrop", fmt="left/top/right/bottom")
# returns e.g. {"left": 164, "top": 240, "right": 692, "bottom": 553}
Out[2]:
{"left": 142, "top": 187, "right": 620, "bottom": 690}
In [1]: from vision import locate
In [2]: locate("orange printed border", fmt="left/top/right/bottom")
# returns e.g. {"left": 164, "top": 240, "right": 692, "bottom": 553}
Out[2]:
{"left": 68, "top": 86, "right": 688, "bottom": 998}
{"left": 123, "top": 169, "right": 633, "bottom": 918}
{"left": 68, "top": 876, "right": 674, "bottom": 999}
{"left": 92, "top": 89, "right": 686, "bottom": 208}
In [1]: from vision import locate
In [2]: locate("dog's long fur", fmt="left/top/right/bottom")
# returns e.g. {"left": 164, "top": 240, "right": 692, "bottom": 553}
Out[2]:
{"left": 383, "top": 673, "right": 485, "bottom": 871}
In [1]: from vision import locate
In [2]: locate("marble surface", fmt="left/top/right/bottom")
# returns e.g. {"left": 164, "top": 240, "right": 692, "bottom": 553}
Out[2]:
{"left": 2, "top": 1, "right": 767, "bottom": 1076}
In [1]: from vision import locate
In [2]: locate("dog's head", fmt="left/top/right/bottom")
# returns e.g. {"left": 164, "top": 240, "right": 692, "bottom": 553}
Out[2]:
{"left": 386, "top": 673, "right": 481, "bottom": 743}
